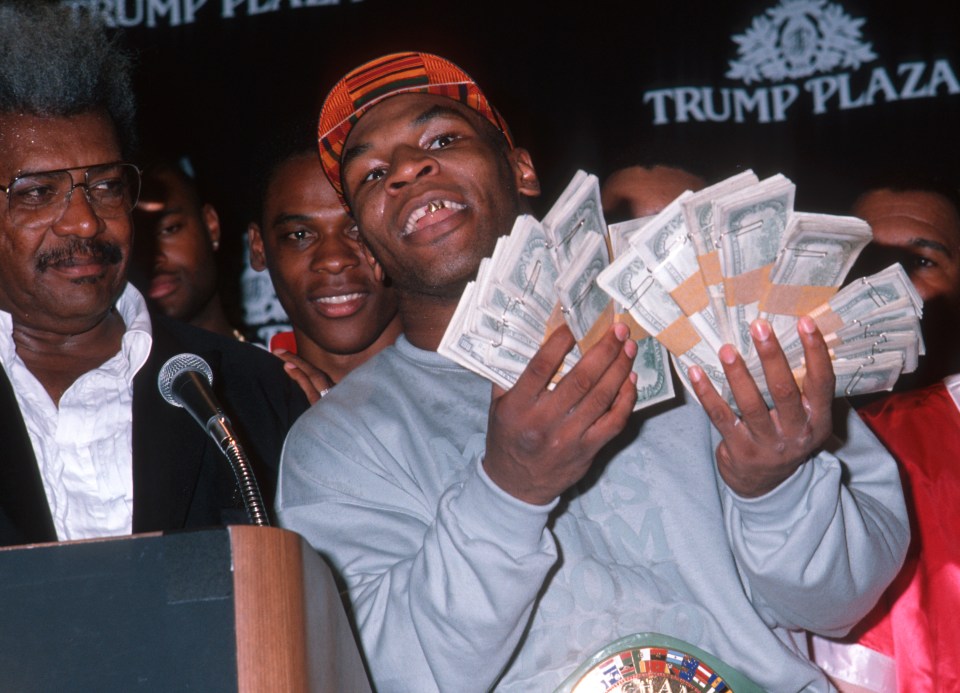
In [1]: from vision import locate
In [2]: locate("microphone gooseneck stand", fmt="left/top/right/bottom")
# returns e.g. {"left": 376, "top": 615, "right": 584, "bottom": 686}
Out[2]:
{"left": 158, "top": 354, "right": 270, "bottom": 527}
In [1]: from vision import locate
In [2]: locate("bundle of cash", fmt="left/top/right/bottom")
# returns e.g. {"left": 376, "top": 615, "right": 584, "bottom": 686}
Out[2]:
{"left": 439, "top": 172, "right": 675, "bottom": 411}
{"left": 596, "top": 169, "right": 925, "bottom": 405}
{"left": 439, "top": 168, "right": 924, "bottom": 410}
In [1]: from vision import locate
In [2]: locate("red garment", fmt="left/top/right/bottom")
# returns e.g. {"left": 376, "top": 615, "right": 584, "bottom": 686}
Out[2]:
{"left": 269, "top": 330, "right": 298, "bottom": 355}
{"left": 854, "top": 382, "right": 960, "bottom": 691}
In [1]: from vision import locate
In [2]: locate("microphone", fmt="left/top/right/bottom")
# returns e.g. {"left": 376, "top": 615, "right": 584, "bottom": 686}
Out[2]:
{"left": 158, "top": 353, "right": 269, "bottom": 526}
{"left": 158, "top": 353, "right": 231, "bottom": 443}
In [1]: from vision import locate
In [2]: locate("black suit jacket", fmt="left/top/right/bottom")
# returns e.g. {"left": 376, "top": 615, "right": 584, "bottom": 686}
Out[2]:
{"left": 0, "top": 314, "right": 309, "bottom": 547}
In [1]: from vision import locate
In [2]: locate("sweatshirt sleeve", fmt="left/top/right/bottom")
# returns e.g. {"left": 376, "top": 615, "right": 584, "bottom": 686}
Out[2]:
{"left": 277, "top": 418, "right": 559, "bottom": 693}
{"left": 718, "top": 399, "right": 910, "bottom": 636}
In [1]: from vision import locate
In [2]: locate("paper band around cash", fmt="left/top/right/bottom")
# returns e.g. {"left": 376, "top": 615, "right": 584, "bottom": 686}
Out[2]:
{"left": 578, "top": 302, "right": 617, "bottom": 352}
{"left": 670, "top": 272, "right": 712, "bottom": 316}
{"left": 809, "top": 303, "right": 846, "bottom": 336}
{"left": 759, "top": 284, "right": 838, "bottom": 316}
{"left": 723, "top": 264, "right": 773, "bottom": 306}
{"left": 698, "top": 251, "right": 723, "bottom": 285}
{"left": 658, "top": 317, "right": 702, "bottom": 356}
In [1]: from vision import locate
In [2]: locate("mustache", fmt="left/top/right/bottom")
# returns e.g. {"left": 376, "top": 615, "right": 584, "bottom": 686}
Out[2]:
{"left": 36, "top": 238, "right": 123, "bottom": 273}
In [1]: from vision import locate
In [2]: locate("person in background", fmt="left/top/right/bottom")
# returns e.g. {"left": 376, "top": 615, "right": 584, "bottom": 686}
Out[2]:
{"left": 849, "top": 179, "right": 960, "bottom": 391}
{"left": 276, "top": 51, "right": 908, "bottom": 692}
{"left": 0, "top": 3, "right": 307, "bottom": 547}
{"left": 600, "top": 163, "right": 706, "bottom": 222}
{"left": 247, "top": 127, "right": 402, "bottom": 403}
{"left": 131, "top": 157, "right": 243, "bottom": 340}
{"left": 811, "top": 177, "right": 960, "bottom": 693}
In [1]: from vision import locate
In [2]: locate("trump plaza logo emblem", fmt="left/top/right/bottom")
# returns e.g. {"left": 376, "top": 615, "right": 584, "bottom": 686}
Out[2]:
{"left": 644, "top": 0, "right": 960, "bottom": 125}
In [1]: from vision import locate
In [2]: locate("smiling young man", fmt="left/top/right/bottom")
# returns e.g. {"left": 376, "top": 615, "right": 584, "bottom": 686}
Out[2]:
{"left": 0, "top": 4, "right": 307, "bottom": 547}
{"left": 247, "top": 131, "right": 401, "bottom": 402}
{"left": 277, "top": 52, "right": 908, "bottom": 692}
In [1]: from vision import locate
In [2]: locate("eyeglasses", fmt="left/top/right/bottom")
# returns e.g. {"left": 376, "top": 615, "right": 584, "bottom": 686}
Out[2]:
{"left": 1, "top": 162, "right": 141, "bottom": 228}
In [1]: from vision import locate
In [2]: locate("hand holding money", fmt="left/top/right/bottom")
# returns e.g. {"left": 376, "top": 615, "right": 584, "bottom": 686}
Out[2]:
{"left": 596, "top": 169, "right": 923, "bottom": 407}
{"left": 441, "top": 168, "right": 924, "bottom": 419}
{"left": 439, "top": 172, "right": 675, "bottom": 412}
{"left": 483, "top": 323, "right": 637, "bottom": 505}
{"left": 689, "top": 316, "right": 835, "bottom": 497}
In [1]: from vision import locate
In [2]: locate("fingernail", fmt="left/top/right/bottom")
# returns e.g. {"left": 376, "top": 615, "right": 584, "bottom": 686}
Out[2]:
{"left": 719, "top": 344, "right": 738, "bottom": 365}
{"left": 613, "top": 322, "right": 629, "bottom": 342}
{"left": 624, "top": 339, "right": 637, "bottom": 358}
{"left": 689, "top": 366, "right": 703, "bottom": 383}
{"left": 751, "top": 319, "right": 771, "bottom": 342}
{"left": 799, "top": 315, "right": 817, "bottom": 334}
{"left": 274, "top": 348, "right": 288, "bottom": 355}
{"left": 284, "top": 362, "right": 296, "bottom": 371}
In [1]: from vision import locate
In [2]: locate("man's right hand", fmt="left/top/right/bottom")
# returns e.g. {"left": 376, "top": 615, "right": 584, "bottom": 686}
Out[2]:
{"left": 483, "top": 322, "right": 638, "bottom": 505}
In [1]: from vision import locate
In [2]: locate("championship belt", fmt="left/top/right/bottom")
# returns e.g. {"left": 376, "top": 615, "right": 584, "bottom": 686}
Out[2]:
{"left": 554, "top": 633, "right": 764, "bottom": 693}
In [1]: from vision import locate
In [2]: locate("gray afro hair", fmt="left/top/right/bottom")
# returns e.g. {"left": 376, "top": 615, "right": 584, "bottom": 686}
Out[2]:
{"left": 0, "top": 1, "right": 137, "bottom": 155}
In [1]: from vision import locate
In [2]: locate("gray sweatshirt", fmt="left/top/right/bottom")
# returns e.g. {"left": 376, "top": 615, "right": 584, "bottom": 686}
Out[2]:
{"left": 278, "top": 336, "right": 908, "bottom": 692}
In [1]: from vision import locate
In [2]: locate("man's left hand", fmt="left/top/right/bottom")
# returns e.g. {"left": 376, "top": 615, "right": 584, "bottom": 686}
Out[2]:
{"left": 688, "top": 316, "right": 836, "bottom": 498}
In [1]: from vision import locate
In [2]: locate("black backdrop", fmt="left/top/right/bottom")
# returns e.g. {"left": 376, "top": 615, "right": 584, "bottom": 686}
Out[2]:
{"left": 109, "top": 0, "right": 960, "bottom": 323}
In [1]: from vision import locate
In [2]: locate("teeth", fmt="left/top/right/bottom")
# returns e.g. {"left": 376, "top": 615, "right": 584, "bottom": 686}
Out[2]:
{"left": 403, "top": 199, "right": 466, "bottom": 236}
{"left": 315, "top": 293, "right": 363, "bottom": 305}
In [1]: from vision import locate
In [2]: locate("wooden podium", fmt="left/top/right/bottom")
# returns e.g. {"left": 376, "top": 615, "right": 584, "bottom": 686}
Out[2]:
{"left": 0, "top": 526, "right": 372, "bottom": 692}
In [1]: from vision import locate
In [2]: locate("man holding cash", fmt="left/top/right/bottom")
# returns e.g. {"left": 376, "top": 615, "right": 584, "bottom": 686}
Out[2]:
{"left": 277, "top": 52, "right": 908, "bottom": 692}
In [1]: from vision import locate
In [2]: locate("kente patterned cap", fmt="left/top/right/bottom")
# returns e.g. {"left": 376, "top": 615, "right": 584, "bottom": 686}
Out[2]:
{"left": 317, "top": 51, "right": 514, "bottom": 207}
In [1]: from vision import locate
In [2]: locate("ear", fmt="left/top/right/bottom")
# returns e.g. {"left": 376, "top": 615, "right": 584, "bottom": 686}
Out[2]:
{"left": 372, "top": 258, "right": 386, "bottom": 284}
{"left": 358, "top": 235, "right": 386, "bottom": 283}
{"left": 509, "top": 147, "right": 540, "bottom": 199}
{"left": 247, "top": 223, "right": 267, "bottom": 272}
{"left": 202, "top": 203, "right": 222, "bottom": 251}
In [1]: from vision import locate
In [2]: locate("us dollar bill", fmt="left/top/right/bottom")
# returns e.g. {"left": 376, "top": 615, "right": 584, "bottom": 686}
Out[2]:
{"left": 438, "top": 281, "right": 519, "bottom": 390}
{"left": 832, "top": 332, "right": 920, "bottom": 374}
{"left": 555, "top": 231, "right": 614, "bottom": 347}
{"left": 541, "top": 170, "right": 607, "bottom": 268}
{"left": 715, "top": 173, "right": 796, "bottom": 356}
{"left": 759, "top": 212, "right": 873, "bottom": 339}
{"left": 735, "top": 349, "right": 906, "bottom": 409}
{"left": 834, "top": 314, "right": 925, "bottom": 357}
{"left": 608, "top": 215, "right": 654, "bottom": 259}
{"left": 447, "top": 168, "right": 923, "bottom": 418}
{"left": 744, "top": 264, "right": 924, "bottom": 400}
{"left": 631, "top": 336, "right": 675, "bottom": 410}
{"left": 478, "top": 216, "right": 559, "bottom": 329}
{"left": 597, "top": 248, "right": 726, "bottom": 394}
{"left": 776, "top": 263, "right": 923, "bottom": 360}
{"left": 629, "top": 193, "right": 725, "bottom": 353}
{"left": 680, "top": 169, "right": 759, "bottom": 346}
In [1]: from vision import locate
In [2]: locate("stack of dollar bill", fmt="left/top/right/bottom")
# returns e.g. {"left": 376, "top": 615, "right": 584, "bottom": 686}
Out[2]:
{"left": 438, "top": 170, "right": 675, "bottom": 411}
{"left": 439, "top": 169, "right": 924, "bottom": 410}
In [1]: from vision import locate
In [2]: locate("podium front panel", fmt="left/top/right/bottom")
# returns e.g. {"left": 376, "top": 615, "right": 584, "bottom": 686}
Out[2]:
{"left": 0, "top": 526, "right": 372, "bottom": 692}
{"left": 0, "top": 529, "right": 237, "bottom": 691}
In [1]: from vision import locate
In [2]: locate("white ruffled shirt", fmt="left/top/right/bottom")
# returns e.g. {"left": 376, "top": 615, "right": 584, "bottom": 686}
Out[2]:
{"left": 0, "top": 284, "right": 152, "bottom": 541}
